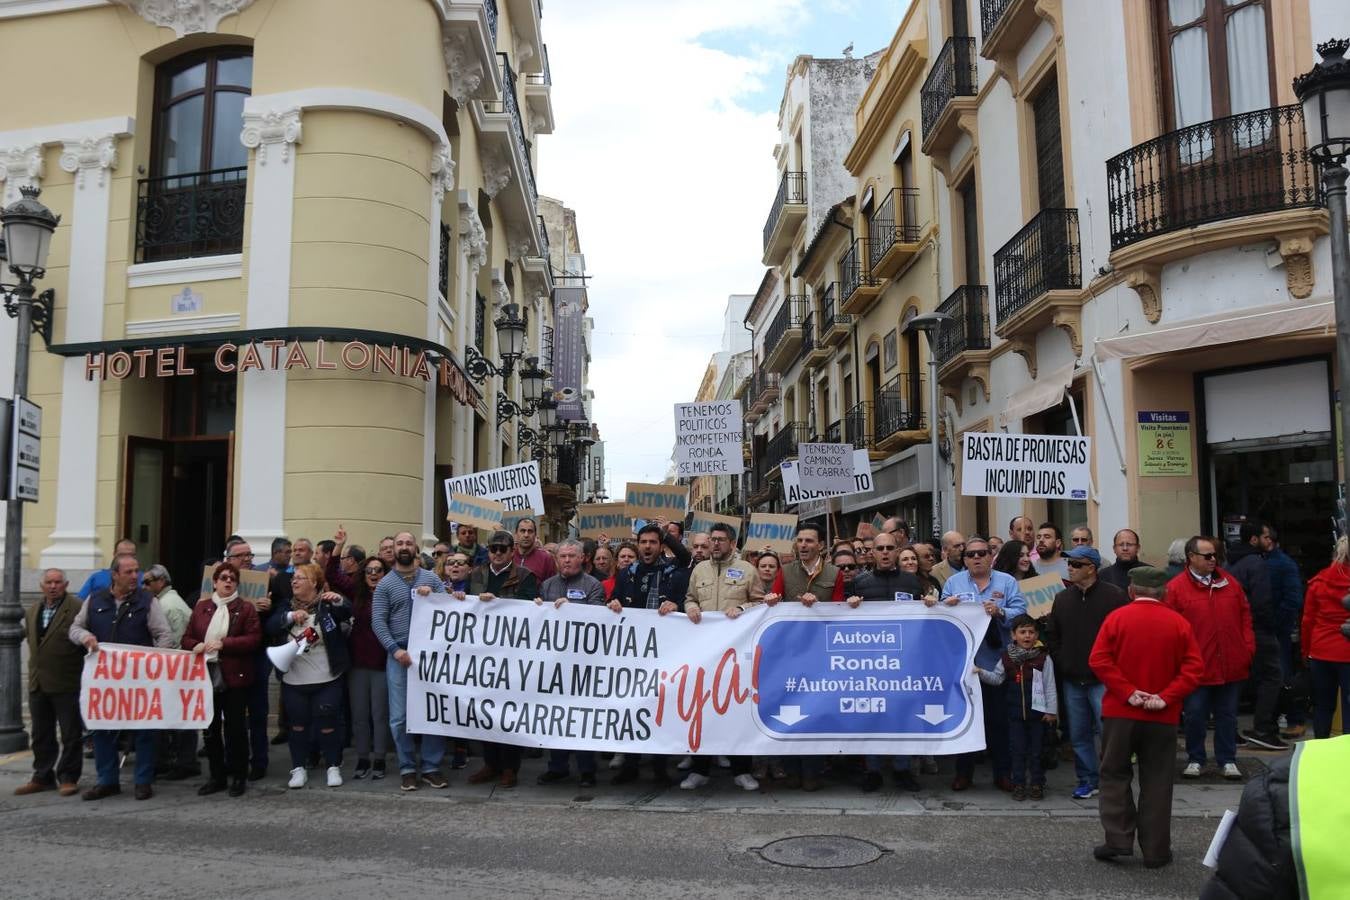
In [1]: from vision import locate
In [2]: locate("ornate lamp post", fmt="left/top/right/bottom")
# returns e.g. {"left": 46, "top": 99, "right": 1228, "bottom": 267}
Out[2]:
{"left": 903, "top": 310, "right": 953, "bottom": 541}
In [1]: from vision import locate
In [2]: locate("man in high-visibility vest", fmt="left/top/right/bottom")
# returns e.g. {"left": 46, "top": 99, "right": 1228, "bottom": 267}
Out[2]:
{"left": 1201, "top": 733, "right": 1350, "bottom": 898}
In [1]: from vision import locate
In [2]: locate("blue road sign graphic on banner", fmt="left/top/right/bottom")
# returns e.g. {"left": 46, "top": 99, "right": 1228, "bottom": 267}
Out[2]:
{"left": 751, "top": 614, "right": 976, "bottom": 742}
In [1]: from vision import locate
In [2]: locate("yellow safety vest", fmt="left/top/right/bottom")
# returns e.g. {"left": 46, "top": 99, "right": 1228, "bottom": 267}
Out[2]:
{"left": 1291, "top": 733, "right": 1350, "bottom": 899}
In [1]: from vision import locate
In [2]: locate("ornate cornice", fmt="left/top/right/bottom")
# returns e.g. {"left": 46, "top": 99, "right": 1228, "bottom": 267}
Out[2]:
{"left": 240, "top": 107, "right": 303, "bottom": 165}
{"left": 458, "top": 201, "right": 487, "bottom": 269}
{"left": 431, "top": 144, "right": 456, "bottom": 202}
{"left": 491, "top": 273, "right": 511, "bottom": 309}
{"left": 480, "top": 145, "right": 512, "bottom": 199}
{"left": 443, "top": 31, "right": 485, "bottom": 106}
{"left": 0, "top": 144, "right": 44, "bottom": 202}
{"left": 59, "top": 134, "right": 118, "bottom": 188}
{"left": 114, "top": 0, "right": 255, "bottom": 38}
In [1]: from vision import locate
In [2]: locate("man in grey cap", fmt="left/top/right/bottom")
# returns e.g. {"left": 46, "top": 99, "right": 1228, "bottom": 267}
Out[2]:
{"left": 1089, "top": 565, "right": 1204, "bottom": 869}
{"left": 1044, "top": 544, "right": 1128, "bottom": 800}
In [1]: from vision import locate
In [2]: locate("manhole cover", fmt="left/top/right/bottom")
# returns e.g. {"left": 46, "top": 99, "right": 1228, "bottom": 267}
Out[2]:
{"left": 756, "top": 835, "right": 886, "bottom": 869}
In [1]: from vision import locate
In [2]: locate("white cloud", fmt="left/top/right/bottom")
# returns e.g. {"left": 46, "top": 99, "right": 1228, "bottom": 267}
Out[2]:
{"left": 538, "top": 1, "right": 806, "bottom": 490}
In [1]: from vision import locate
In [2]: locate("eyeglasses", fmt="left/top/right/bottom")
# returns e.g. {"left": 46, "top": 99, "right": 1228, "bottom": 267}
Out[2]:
{"left": 836, "top": 563, "right": 858, "bottom": 571}
{"left": 364, "top": 567, "right": 384, "bottom": 576}
{"left": 228, "top": 552, "right": 253, "bottom": 560}
{"left": 963, "top": 549, "right": 989, "bottom": 558}
{"left": 1071, "top": 537, "right": 1091, "bottom": 545}
{"left": 488, "top": 545, "right": 511, "bottom": 553}
{"left": 1066, "top": 559, "right": 1093, "bottom": 568}
{"left": 432, "top": 550, "right": 447, "bottom": 557}
{"left": 447, "top": 558, "right": 470, "bottom": 566}
{"left": 1191, "top": 552, "right": 1217, "bottom": 561}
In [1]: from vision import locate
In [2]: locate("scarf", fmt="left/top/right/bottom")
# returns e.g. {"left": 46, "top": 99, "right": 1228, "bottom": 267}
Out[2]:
{"left": 1005, "top": 642, "right": 1043, "bottom": 667}
{"left": 204, "top": 592, "right": 235, "bottom": 662}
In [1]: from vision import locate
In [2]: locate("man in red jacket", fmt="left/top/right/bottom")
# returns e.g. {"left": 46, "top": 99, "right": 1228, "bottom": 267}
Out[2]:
{"left": 1090, "top": 566, "right": 1204, "bottom": 869}
{"left": 1165, "top": 536, "right": 1254, "bottom": 780}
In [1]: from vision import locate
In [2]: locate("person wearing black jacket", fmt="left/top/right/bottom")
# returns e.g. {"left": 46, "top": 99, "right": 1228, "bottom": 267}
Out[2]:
{"left": 1098, "top": 529, "right": 1147, "bottom": 591}
{"left": 1199, "top": 752, "right": 1296, "bottom": 899}
{"left": 266, "top": 562, "right": 351, "bottom": 790}
{"left": 1229, "top": 520, "right": 1286, "bottom": 751}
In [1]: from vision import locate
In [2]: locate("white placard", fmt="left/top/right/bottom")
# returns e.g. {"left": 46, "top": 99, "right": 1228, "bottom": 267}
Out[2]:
{"left": 673, "top": 401, "right": 744, "bottom": 476}
{"left": 782, "top": 449, "right": 873, "bottom": 507}
{"left": 80, "top": 644, "right": 214, "bottom": 730}
{"left": 795, "top": 442, "right": 855, "bottom": 494}
{"left": 443, "top": 460, "right": 545, "bottom": 515}
{"left": 960, "top": 432, "right": 1091, "bottom": 501}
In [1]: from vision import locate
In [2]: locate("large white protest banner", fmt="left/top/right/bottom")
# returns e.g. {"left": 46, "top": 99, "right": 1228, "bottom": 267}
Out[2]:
{"left": 673, "top": 401, "right": 744, "bottom": 477}
{"left": 781, "top": 449, "right": 873, "bottom": 509}
{"left": 407, "top": 595, "right": 989, "bottom": 756}
{"left": 80, "top": 644, "right": 213, "bottom": 730}
{"left": 960, "top": 432, "right": 1091, "bottom": 501}
{"left": 444, "top": 460, "right": 545, "bottom": 515}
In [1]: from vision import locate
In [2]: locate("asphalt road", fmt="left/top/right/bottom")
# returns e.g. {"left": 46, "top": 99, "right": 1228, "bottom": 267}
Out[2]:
{"left": 2, "top": 782, "right": 1221, "bottom": 899}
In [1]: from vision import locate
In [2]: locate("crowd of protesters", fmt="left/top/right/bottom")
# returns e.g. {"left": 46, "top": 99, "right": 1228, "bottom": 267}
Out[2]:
{"left": 15, "top": 510, "right": 1350, "bottom": 869}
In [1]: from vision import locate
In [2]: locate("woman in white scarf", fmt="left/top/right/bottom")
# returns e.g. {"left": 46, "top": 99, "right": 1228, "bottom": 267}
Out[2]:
{"left": 182, "top": 563, "right": 261, "bottom": 797}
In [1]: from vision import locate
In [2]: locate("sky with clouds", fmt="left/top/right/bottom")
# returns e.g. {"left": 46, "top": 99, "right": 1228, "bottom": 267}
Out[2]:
{"left": 536, "top": 0, "right": 910, "bottom": 496}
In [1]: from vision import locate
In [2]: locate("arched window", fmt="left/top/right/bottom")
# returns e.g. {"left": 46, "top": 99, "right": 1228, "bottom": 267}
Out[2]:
{"left": 153, "top": 48, "right": 252, "bottom": 176}
{"left": 138, "top": 48, "right": 252, "bottom": 262}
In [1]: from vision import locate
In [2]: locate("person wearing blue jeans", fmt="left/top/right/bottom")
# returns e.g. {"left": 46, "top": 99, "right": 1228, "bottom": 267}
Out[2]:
{"left": 1182, "top": 681, "right": 1242, "bottom": 773}
{"left": 372, "top": 532, "right": 449, "bottom": 791}
{"left": 68, "top": 553, "right": 175, "bottom": 801}
{"left": 1062, "top": 681, "right": 1106, "bottom": 793}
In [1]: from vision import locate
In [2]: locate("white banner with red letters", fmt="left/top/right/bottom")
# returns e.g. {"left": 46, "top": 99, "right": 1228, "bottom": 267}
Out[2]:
{"left": 406, "top": 594, "right": 989, "bottom": 756}
{"left": 79, "top": 643, "right": 214, "bottom": 730}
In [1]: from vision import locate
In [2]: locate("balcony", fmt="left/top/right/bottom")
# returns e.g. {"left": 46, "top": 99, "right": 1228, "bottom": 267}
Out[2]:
{"left": 524, "top": 43, "right": 554, "bottom": 134}
{"left": 765, "top": 421, "right": 811, "bottom": 473}
{"left": 839, "top": 239, "right": 881, "bottom": 315}
{"left": 762, "top": 171, "right": 807, "bottom": 265}
{"left": 935, "top": 285, "right": 991, "bottom": 373}
{"left": 733, "top": 374, "right": 752, "bottom": 400}
{"left": 504, "top": 0, "right": 544, "bottom": 75}
{"left": 818, "top": 282, "right": 852, "bottom": 346}
{"left": 824, "top": 419, "right": 841, "bottom": 443}
{"left": 920, "top": 36, "right": 978, "bottom": 155}
{"left": 843, "top": 401, "right": 872, "bottom": 450}
{"left": 473, "top": 54, "right": 543, "bottom": 253}
{"left": 980, "top": 0, "right": 1052, "bottom": 68}
{"left": 748, "top": 369, "right": 780, "bottom": 416}
{"left": 1107, "top": 105, "right": 1321, "bottom": 252}
{"left": 868, "top": 188, "right": 923, "bottom": 279}
{"left": 763, "top": 296, "right": 808, "bottom": 374}
{"left": 873, "top": 372, "right": 926, "bottom": 453}
{"left": 741, "top": 389, "right": 757, "bottom": 424}
{"left": 442, "top": 0, "right": 502, "bottom": 102}
{"left": 799, "top": 311, "right": 831, "bottom": 368}
{"left": 135, "top": 167, "right": 247, "bottom": 263}
{"left": 993, "top": 208, "right": 1083, "bottom": 368}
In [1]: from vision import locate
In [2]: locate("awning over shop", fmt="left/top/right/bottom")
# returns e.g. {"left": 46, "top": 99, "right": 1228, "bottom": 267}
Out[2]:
{"left": 996, "top": 361, "right": 1078, "bottom": 429}
{"left": 1093, "top": 301, "right": 1334, "bottom": 362}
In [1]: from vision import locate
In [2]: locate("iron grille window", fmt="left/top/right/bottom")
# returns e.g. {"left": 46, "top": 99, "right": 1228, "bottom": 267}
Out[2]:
{"left": 1032, "top": 77, "right": 1065, "bottom": 209}
{"left": 475, "top": 292, "right": 487, "bottom": 351}
{"left": 438, "top": 223, "right": 451, "bottom": 299}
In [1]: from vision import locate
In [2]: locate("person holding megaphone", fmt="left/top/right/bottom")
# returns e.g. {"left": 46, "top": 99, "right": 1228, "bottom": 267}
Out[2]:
{"left": 182, "top": 562, "right": 262, "bottom": 798}
{"left": 266, "top": 563, "right": 351, "bottom": 790}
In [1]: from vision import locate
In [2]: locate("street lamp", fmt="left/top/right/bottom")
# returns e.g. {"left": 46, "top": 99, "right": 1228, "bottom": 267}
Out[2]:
{"left": 0, "top": 185, "right": 60, "bottom": 754}
{"left": 536, "top": 393, "right": 558, "bottom": 430}
{"left": 463, "top": 303, "right": 529, "bottom": 382}
{"left": 904, "top": 310, "right": 953, "bottom": 542}
{"left": 520, "top": 356, "right": 549, "bottom": 403}
{"left": 1295, "top": 38, "right": 1350, "bottom": 531}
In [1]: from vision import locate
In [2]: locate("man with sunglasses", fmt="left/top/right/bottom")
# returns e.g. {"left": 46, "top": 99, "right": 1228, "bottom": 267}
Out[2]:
{"left": 1044, "top": 545, "right": 1128, "bottom": 799}
{"left": 938, "top": 537, "right": 1027, "bottom": 792}
{"left": 1166, "top": 536, "right": 1254, "bottom": 781}
{"left": 1070, "top": 526, "right": 1094, "bottom": 549}
{"left": 470, "top": 530, "right": 540, "bottom": 601}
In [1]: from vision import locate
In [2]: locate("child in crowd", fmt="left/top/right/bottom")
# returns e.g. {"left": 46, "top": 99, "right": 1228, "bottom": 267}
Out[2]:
{"left": 975, "top": 614, "right": 1058, "bottom": 800}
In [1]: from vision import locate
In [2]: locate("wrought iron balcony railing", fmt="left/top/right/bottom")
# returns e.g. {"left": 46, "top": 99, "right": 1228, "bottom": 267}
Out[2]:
{"left": 840, "top": 239, "right": 876, "bottom": 300}
{"left": 796, "top": 312, "right": 815, "bottom": 365}
{"left": 439, "top": 223, "right": 451, "bottom": 299}
{"left": 765, "top": 421, "right": 811, "bottom": 472}
{"left": 921, "top": 36, "right": 977, "bottom": 138}
{"left": 483, "top": 53, "right": 539, "bottom": 212}
{"left": 993, "top": 207, "right": 1080, "bottom": 323}
{"left": 868, "top": 187, "right": 921, "bottom": 268}
{"left": 935, "top": 285, "right": 990, "bottom": 368}
{"left": 537, "top": 213, "right": 550, "bottom": 260}
{"left": 844, "top": 401, "right": 872, "bottom": 449}
{"left": 1106, "top": 104, "right": 1321, "bottom": 251}
{"left": 819, "top": 282, "right": 840, "bottom": 331}
{"left": 763, "top": 171, "right": 807, "bottom": 250}
{"left": 825, "top": 419, "right": 841, "bottom": 443}
{"left": 980, "top": 0, "right": 1014, "bottom": 38}
{"left": 764, "top": 295, "right": 807, "bottom": 358}
{"left": 875, "top": 372, "right": 925, "bottom": 439}
{"left": 485, "top": 0, "right": 498, "bottom": 41}
{"left": 135, "top": 166, "right": 247, "bottom": 263}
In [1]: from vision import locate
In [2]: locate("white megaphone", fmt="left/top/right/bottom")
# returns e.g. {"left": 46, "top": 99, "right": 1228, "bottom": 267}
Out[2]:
{"left": 267, "top": 634, "right": 311, "bottom": 674}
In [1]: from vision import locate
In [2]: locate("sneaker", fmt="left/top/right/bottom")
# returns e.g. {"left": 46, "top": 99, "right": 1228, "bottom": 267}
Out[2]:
{"left": 353, "top": 759, "right": 371, "bottom": 780}
{"left": 1029, "top": 784, "right": 1044, "bottom": 801}
{"left": 1222, "top": 763, "right": 1243, "bottom": 780}
{"left": 1182, "top": 762, "right": 1202, "bottom": 778}
{"left": 326, "top": 766, "right": 343, "bottom": 788}
{"left": 372, "top": 760, "right": 386, "bottom": 780}
{"left": 421, "top": 770, "right": 449, "bottom": 789}
{"left": 676, "top": 755, "right": 693, "bottom": 771}
{"left": 288, "top": 767, "right": 307, "bottom": 789}
{"left": 609, "top": 753, "right": 626, "bottom": 770}
{"left": 680, "top": 772, "right": 710, "bottom": 790}
{"left": 717, "top": 756, "right": 731, "bottom": 768}
{"left": 400, "top": 773, "right": 418, "bottom": 791}
{"left": 449, "top": 752, "right": 468, "bottom": 770}
{"left": 1241, "top": 731, "right": 1288, "bottom": 751}
{"left": 733, "top": 773, "right": 760, "bottom": 792}
{"left": 1012, "top": 785, "right": 1026, "bottom": 801}
{"left": 1072, "top": 783, "right": 1099, "bottom": 800}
